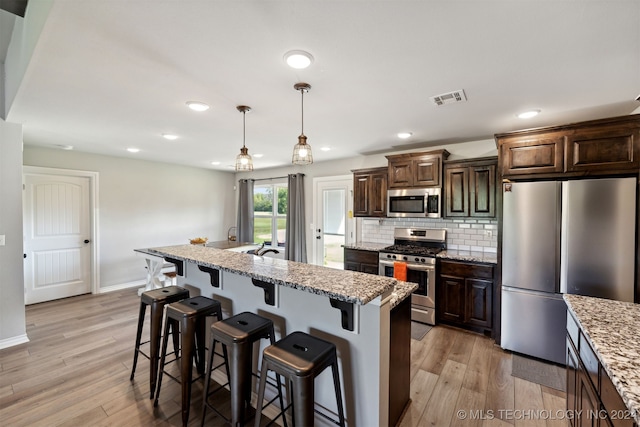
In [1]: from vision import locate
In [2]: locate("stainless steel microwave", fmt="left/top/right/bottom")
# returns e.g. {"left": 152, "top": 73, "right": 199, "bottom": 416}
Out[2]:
{"left": 387, "top": 188, "right": 441, "bottom": 218}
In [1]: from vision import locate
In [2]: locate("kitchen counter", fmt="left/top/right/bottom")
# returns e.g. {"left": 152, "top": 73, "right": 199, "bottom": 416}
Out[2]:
{"left": 390, "top": 281, "right": 418, "bottom": 310}
{"left": 137, "top": 243, "right": 410, "bottom": 426}
{"left": 564, "top": 294, "right": 640, "bottom": 424}
{"left": 343, "top": 242, "right": 390, "bottom": 252}
{"left": 204, "top": 240, "right": 257, "bottom": 250}
{"left": 437, "top": 250, "right": 497, "bottom": 264}
{"left": 144, "top": 244, "right": 396, "bottom": 305}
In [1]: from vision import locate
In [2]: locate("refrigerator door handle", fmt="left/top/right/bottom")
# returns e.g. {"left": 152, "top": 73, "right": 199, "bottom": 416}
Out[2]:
{"left": 559, "top": 181, "right": 568, "bottom": 294}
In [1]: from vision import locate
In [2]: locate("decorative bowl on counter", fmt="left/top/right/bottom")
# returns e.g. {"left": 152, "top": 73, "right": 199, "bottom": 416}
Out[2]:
{"left": 189, "top": 237, "right": 208, "bottom": 245}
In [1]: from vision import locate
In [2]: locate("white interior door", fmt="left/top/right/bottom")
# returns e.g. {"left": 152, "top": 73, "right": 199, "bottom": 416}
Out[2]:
{"left": 23, "top": 173, "right": 92, "bottom": 304}
{"left": 312, "top": 176, "right": 354, "bottom": 268}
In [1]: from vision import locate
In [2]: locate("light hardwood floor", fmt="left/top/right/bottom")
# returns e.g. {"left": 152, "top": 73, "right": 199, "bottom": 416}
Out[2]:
{"left": 0, "top": 288, "right": 567, "bottom": 426}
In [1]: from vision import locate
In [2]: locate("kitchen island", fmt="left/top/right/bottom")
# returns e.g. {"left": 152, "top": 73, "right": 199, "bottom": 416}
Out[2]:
{"left": 564, "top": 294, "right": 640, "bottom": 426}
{"left": 137, "top": 244, "right": 416, "bottom": 427}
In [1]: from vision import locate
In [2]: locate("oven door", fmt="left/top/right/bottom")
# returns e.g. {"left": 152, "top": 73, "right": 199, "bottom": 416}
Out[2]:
{"left": 379, "top": 260, "right": 436, "bottom": 324}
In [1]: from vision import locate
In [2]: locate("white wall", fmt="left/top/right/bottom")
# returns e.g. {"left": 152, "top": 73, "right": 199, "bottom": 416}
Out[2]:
{"left": 23, "top": 146, "right": 237, "bottom": 290}
{"left": 237, "top": 139, "right": 499, "bottom": 256}
{"left": 0, "top": 119, "right": 27, "bottom": 348}
{"left": 4, "top": 0, "right": 53, "bottom": 115}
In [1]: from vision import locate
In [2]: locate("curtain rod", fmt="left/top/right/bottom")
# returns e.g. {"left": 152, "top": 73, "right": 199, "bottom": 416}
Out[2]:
{"left": 252, "top": 176, "right": 288, "bottom": 182}
{"left": 248, "top": 174, "right": 304, "bottom": 182}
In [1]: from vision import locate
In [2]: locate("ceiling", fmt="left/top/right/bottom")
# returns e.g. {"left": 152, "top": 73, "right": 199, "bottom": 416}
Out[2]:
{"left": 4, "top": 1, "right": 640, "bottom": 171}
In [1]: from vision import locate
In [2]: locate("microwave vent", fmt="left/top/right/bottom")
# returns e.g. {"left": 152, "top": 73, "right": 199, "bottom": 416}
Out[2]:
{"left": 430, "top": 89, "right": 467, "bottom": 106}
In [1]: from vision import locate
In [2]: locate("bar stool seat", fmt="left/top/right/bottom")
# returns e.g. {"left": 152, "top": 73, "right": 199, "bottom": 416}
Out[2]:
{"left": 154, "top": 296, "right": 224, "bottom": 427}
{"left": 254, "top": 331, "right": 346, "bottom": 427}
{"left": 130, "top": 286, "right": 189, "bottom": 399}
{"left": 201, "top": 311, "right": 287, "bottom": 427}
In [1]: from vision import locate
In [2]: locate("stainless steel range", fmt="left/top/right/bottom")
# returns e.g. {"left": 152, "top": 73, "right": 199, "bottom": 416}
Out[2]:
{"left": 379, "top": 228, "right": 446, "bottom": 325}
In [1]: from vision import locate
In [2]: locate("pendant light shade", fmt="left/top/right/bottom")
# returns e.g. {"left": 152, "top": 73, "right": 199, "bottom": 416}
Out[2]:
{"left": 235, "top": 105, "right": 253, "bottom": 171}
{"left": 292, "top": 82, "right": 313, "bottom": 165}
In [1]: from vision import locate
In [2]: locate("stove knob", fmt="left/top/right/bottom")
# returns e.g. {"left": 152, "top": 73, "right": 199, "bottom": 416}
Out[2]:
{"left": 414, "top": 257, "right": 420, "bottom": 262}
{"left": 403, "top": 256, "right": 408, "bottom": 261}
{"left": 387, "top": 254, "right": 392, "bottom": 259}
{"left": 421, "top": 258, "right": 426, "bottom": 262}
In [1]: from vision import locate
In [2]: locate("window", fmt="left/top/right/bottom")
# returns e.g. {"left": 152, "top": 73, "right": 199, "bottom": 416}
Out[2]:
{"left": 253, "top": 183, "right": 287, "bottom": 246}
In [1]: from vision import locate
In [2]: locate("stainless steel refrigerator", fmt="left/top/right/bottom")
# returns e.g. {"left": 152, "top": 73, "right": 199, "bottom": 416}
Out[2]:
{"left": 501, "top": 177, "right": 636, "bottom": 364}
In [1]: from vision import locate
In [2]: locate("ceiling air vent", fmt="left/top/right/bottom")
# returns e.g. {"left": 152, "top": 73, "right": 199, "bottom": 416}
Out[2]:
{"left": 430, "top": 89, "right": 467, "bottom": 106}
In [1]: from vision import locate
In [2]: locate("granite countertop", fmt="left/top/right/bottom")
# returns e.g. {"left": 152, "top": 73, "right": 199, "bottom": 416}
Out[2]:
{"left": 564, "top": 294, "right": 640, "bottom": 424}
{"left": 140, "top": 245, "right": 399, "bottom": 305}
{"left": 343, "top": 242, "right": 391, "bottom": 252}
{"left": 204, "top": 240, "right": 257, "bottom": 250}
{"left": 437, "top": 250, "right": 497, "bottom": 264}
{"left": 389, "top": 281, "right": 418, "bottom": 310}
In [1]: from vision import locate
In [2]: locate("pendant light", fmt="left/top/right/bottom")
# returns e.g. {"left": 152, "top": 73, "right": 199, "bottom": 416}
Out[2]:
{"left": 292, "top": 82, "right": 313, "bottom": 165}
{"left": 235, "top": 105, "right": 253, "bottom": 171}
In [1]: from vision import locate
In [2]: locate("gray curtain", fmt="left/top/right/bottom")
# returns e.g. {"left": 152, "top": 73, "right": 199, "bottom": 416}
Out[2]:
{"left": 237, "top": 179, "right": 254, "bottom": 243}
{"left": 285, "top": 173, "right": 307, "bottom": 262}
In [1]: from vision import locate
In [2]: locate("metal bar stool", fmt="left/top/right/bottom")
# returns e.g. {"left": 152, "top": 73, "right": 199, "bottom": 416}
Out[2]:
{"left": 201, "top": 311, "right": 288, "bottom": 427}
{"left": 154, "top": 296, "right": 224, "bottom": 427}
{"left": 130, "top": 286, "right": 189, "bottom": 399}
{"left": 254, "top": 331, "right": 346, "bottom": 427}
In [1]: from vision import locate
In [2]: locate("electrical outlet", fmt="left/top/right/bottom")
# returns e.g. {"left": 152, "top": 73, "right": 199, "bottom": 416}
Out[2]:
{"left": 0, "top": 235, "right": 5, "bottom": 246}
{"left": 484, "top": 230, "right": 493, "bottom": 238}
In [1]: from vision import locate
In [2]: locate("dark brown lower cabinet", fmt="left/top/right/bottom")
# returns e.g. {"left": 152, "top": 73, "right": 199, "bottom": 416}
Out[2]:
{"left": 344, "top": 248, "right": 379, "bottom": 275}
{"left": 566, "top": 312, "right": 636, "bottom": 427}
{"left": 437, "top": 260, "right": 494, "bottom": 336}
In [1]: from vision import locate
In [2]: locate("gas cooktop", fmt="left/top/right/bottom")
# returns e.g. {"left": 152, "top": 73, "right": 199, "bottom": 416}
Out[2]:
{"left": 380, "top": 245, "right": 444, "bottom": 257}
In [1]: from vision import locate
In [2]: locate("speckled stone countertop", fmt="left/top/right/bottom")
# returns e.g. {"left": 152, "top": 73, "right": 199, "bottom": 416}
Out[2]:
{"left": 389, "top": 281, "right": 418, "bottom": 310}
{"left": 564, "top": 294, "right": 640, "bottom": 424}
{"left": 141, "top": 245, "right": 399, "bottom": 306}
{"left": 204, "top": 240, "right": 257, "bottom": 250}
{"left": 343, "top": 242, "right": 391, "bottom": 252}
{"left": 437, "top": 250, "right": 497, "bottom": 264}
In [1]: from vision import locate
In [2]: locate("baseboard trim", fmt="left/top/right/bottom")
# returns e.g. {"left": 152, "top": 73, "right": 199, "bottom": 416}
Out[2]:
{"left": 0, "top": 334, "right": 30, "bottom": 350}
{"left": 98, "top": 280, "right": 145, "bottom": 294}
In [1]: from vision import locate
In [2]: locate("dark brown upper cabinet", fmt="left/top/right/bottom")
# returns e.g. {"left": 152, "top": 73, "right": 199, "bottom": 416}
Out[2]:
{"left": 444, "top": 157, "right": 497, "bottom": 218}
{"left": 496, "top": 114, "right": 640, "bottom": 179}
{"left": 352, "top": 167, "right": 387, "bottom": 217}
{"left": 386, "top": 150, "right": 450, "bottom": 188}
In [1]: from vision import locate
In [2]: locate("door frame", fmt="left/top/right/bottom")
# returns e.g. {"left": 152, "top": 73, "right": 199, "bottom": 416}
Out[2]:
{"left": 23, "top": 166, "right": 100, "bottom": 294}
{"left": 312, "top": 175, "right": 354, "bottom": 266}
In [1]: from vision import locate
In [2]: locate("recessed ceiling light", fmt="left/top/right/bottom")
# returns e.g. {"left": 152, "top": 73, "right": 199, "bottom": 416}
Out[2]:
{"left": 397, "top": 132, "right": 413, "bottom": 139}
{"left": 320, "top": 146, "right": 331, "bottom": 152}
{"left": 186, "top": 101, "right": 210, "bottom": 112}
{"left": 253, "top": 153, "right": 264, "bottom": 158}
{"left": 55, "top": 144, "right": 74, "bottom": 150}
{"left": 162, "top": 133, "right": 178, "bottom": 140}
{"left": 127, "top": 147, "right": 140, "bottom": 153}
{"left": 211, "top": 161, "right": 221, "bottom": 165}
{"left": 517, "top": 109, "right": 541, "bottom": 119}
{"left": 284, "top": 50, "right": 314, "bottom": 69}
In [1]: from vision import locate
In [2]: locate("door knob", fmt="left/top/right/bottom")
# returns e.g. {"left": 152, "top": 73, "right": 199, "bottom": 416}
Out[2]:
{"left": 84, "top": 239, "right": 90, "bottom": 244}
{"left": 23, "top": 253, "right": 27, "bottom": 259}
{"left": 316, "top": 236, "right": 321, "bottom": 239}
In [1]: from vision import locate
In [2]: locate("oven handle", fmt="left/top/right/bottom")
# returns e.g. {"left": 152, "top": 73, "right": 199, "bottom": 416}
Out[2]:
{"left": 379, "top": 259, "right": 435, "bottom": 271}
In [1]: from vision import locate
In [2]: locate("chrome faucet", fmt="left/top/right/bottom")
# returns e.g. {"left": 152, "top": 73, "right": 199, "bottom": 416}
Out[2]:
{"left": 258, "top": 248, "right": 280, "bottom": 256}
{"left": 246, "top": 242, "right": 280, "bottom": 256}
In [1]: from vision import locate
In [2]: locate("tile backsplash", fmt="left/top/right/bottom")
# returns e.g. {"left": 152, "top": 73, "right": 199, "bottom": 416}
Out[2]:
{"left": 360, "top": 217, "right": 497, "bottom": 253}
